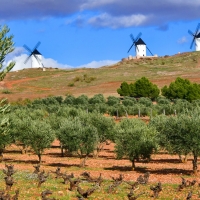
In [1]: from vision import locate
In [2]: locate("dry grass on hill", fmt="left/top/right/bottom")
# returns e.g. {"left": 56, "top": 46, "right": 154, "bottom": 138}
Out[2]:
{"left": 1, "top": 51, "right": 200, "bottom": 102}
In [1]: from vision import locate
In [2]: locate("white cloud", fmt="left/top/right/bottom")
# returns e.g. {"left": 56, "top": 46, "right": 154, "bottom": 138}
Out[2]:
{"left": 9, "top": 54, "right": 31, "bottom": 71}
{"left": 4, "top": 47, "right": 118, "bottom": 71}
{"left": 76, "top": 60, "right": 119, "bottom": 68}
{"left": 42, "top": 57, "right": 73, "bottom": 69}
{"left": 1, "top": 0, "right": 200, "bottom": 28}
{"left": 80, "top": 0, "right": 116, "bottom": 10}
{"left": 7, "top": 54, "right": 73, "bottom": 71}
{"left": 5, "top": 47, "right": 25, "bottom": 61}
{"left": 88, "top": 13, "right": 147, "bottom": 28}
{"left": 177, "top": 36, "right": 188, "bottom": 44}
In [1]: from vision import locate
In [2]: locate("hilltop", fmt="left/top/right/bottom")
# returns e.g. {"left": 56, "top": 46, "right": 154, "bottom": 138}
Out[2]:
{"left": 1, "top": 51, "right": 200, "bottom": 102}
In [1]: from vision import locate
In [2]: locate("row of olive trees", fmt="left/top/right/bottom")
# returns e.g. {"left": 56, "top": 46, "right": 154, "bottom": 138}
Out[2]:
{"left": 4, "top": 106, "right": 158, "bottom": 169}
{"left": 13, "top": 93, "right": 200, "bottom": 118}
{"left": 1, "top": 102, "right": 154, "bottom": 167}
{"left": 7, "top": 107, "right": 115, "bottom": 166}
{"left": 50, "top": 110, "right": 115, "bottom": 167}
{"left": 3, "top": 104, "right": 200, "bottom": 173}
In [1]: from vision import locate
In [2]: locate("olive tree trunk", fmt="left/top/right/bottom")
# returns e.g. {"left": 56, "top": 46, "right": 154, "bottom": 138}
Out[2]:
{"left": 192, "top": 153, "right": 198, "bottom": 175}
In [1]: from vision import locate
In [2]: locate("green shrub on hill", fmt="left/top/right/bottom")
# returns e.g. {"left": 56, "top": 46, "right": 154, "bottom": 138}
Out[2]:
{"left": 117, "top": 77, "right": 160, "bottom": 100}
{"left": 161, "top": 77, "right": 200, "bottom": 102}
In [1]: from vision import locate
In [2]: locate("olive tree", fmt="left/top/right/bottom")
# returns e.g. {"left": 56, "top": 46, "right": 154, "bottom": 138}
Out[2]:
{"left": 114, "top": 118, "right": 158, "bottom": 170}
{"left": 59, "top": 117, "right": 98, "bottom": 167}
{"left": 163, "top": 113, "right": 200, "bottom": 174}
{"left": 89, "top": 94, "right": 106, "bottom": 104}
{"left": 10, "top": 108, "right": 55, "bottom": 163}
{"left": 27, "top": 119, "right": 55, "bottom": 163}
{"left": 88, "top": 112, "right": 115, "bottom": 156}
{"left": 150, "top": 109, "right": 200, "bottom": 174}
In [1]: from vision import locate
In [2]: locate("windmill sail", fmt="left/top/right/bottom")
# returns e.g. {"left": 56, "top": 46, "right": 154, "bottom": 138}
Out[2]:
{"left": 188, "top": 23, "right": 200, "bottom": 51}
{"left": 23, "top": 42, "right": 44, "bottom": 68}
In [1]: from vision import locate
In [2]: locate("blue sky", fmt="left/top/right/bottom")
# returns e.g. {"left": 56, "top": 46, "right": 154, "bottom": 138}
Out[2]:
{"left": 1, "top": 0, "right": 200, "bottom": 70}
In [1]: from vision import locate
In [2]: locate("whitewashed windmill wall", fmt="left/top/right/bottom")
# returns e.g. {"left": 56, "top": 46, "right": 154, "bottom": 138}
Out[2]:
{"left": 135, "top": 38, "right": 146, "bottom": 57}
{"left": 195, "top": 34, "right": 200, "bottom": 51}
{"left": 31, "top": 50, "right": 43, "bottom": 68}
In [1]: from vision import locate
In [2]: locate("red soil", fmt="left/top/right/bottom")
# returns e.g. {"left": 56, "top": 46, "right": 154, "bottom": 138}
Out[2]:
{"left": 0, "top": 140, "right": 199, "bottom": 185}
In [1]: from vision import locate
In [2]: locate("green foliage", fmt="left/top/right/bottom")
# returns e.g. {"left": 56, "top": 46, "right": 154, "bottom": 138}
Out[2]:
{"left": 63, "top": 95, "right": 75, "bottom": 105}
{"left": 173, "top": 99, "right": 192, "bottom": 114}
{"left": 150, "top": 110, "right": 200, "bottom": 173}
{"left": 122, "top": 97, "right": 137, "bottom": 106}
{"left": 89, "top": 112, "right": 115, "bottom": 148}
{"left": 138, "top": 97, "right": 153, "bottom": 107}
{"left": 9, "top": 108, "right": 55, "bottom": 162}
{"left": 0, "top": 25, "right": 15, "bottom": 80}
{"left": 156, "top": 96, "right": 171, "bottom": 105}
{"left": 89, "top": 94, "right": 106, "bottom": 104}
{"left": 53, "top": 96, "right": 63, "bottom": 104}
{"left": 114, "top": 118, "right": 158, "bottom": 169}
{"left": 59, "top": 116, "right": 98, "bottom": 167}
{"left": 1, "top": 89, "right": 12, "bottom": 94}
{"left": 161, "top": 77, "right": 200, "bottom": 101}
{"left": 73, "top": 74, "right": 96, "bottom": 83}
{"left": 68, "top": 107, "right": 79, "bottom": 118}
{"left": 149, "top": 115, "right": 169, "bottom": 149}
{"left": 27, "top": 119, "right": 55, "bottom": 163}
{"left": 131, "top": 77, "right": 160, "bottom": 99}
{"left": 88, "top": 103, "right": 108, "bottom": 114}
{"left": 108, "top": 104, "right": 127, "bottom": 117}
{"left": 41, "top": 96, "right": 60, "bottom": 106}
{"left": 117, "top": 81, "right": 130, "bottom": 96}
{"left": 106, "top": 96, "right": 120, "bottom": 106}
{"left": 0, "top": 99, "right": 11, "bottom": 151}
{"left": 74, "top": 94, "right": 89, "bottom": 106}
{"left": 117, "top": 77, "right": 159, "bottom": 99}
{"left": 68, "top": 82, "right": 74, "bottom": 87}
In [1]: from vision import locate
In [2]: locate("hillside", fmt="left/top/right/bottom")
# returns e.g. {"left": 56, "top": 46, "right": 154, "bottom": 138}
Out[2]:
{"left": 1, "top": 51, "right": 200, "bottom": 102}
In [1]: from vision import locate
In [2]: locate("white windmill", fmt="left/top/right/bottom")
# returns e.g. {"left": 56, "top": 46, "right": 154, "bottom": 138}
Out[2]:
{"left": 23, "top": 42, "right": 44, "bottom": 68}
{"left": 127, "top": 32, "right": 153, "bottom": 57}
{"left": 188, "top": 23, "right": 200, "bottom": 51}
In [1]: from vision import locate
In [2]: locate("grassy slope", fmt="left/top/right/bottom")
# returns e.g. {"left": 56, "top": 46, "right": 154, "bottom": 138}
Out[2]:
{"left": 1, "top": 51, "right": 200, "bottom": 101}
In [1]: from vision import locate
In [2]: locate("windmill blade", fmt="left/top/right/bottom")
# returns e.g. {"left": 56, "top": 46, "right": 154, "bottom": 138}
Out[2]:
{"left": 194, "top": 23, "right": 200, "bottom": 36}
{"left": 127, "top": 43, "right": 134, "bottom": 53}
{"left": 23, "top": 44, "right": 32, "bottom": 53}
{"left": 188, "top": 30, "right": 195, "bottom": 37}
{"left": 135, "top": 45, "right": 139, "bottom": 52}
{"left": 32, "top": 41, "right": 41, "bottom": 52}
{"left": 190, "top": 37, "right": 195, "bottom": 49}
{"left": 130, "top": 34, "right": 135, "bottom": 42}
{"left": 135, "top": 32, "right": 142, "bottom": 42}
{"left": 146, "top": 46, "right": 154, "bottom": 56}
{"left": 24, "top": 54, "right": 32, "bottom": 64}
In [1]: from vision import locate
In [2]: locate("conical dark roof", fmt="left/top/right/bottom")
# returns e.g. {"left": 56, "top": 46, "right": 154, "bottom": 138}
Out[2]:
{"left": 32, "top": 49, "right": 42, "bottom": 55}
{"left": 196, "top": 33, "right": 200, "bottom": 38}
{"left": 135, "top": 38, "right": 146, "bottom": 45}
